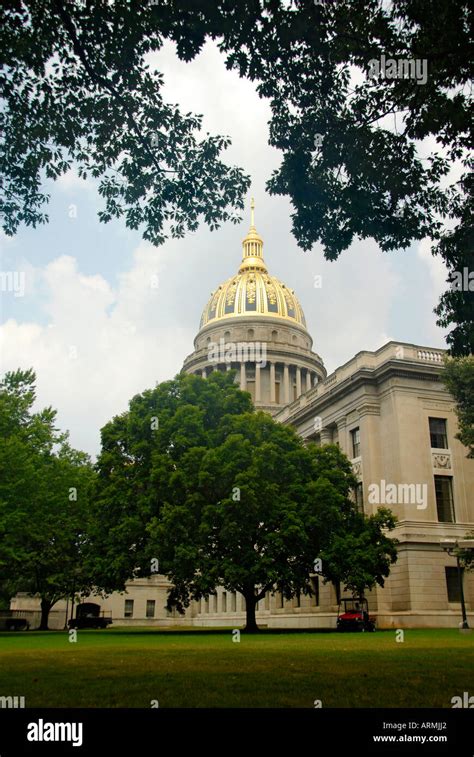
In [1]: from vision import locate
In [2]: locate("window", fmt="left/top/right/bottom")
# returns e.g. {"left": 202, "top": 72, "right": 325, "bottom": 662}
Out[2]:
{"left": 310, "top": 577, "right": 320, "bottom": 607}
{"left": 124, "top": 599, "right": 134, "bottom": 618}
{"left": 146, "top": 600, "right": 155, "bottom": 618}
{"left": 435, "top": 476, "right": 455, "bottom": 522}
{"left": 445, "top": 567, "right": 463, "bottom": 603}
{"left": 429, "top": 418, "right": 448, "bottom": 449}
{"left": 354, "top": 482, "right": 364, "bottom": 513}
{"left": 351, "top": 428, "right": 360, "bottom": 458}
{"left": 231, "top": 592, "right": 236, "bottom": 612}
{"left": 222, "top": 592, "right": 227, "bottom": 612}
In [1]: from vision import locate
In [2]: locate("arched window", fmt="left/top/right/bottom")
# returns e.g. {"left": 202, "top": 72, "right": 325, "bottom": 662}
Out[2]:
{"left": 248, "top": 328, "right": 254, "bottom": 339}
{"left": 271, "top": 330, "right": 278, "bottom": 341}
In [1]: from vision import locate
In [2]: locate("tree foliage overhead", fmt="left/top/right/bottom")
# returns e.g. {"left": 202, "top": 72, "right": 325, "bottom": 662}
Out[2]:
{"left": 2, "top": 0, "right": 471, "bottom": 349}
{"left": 0, "top": 0, "right": 250, "bottom": 244}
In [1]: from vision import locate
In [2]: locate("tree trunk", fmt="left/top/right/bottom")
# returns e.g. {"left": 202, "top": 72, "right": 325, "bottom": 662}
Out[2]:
{"left": 38, "top": 598, "right": 53, "bottom": 630}
{"left": 243, "top": 592, "right": 259, "bottom": 633}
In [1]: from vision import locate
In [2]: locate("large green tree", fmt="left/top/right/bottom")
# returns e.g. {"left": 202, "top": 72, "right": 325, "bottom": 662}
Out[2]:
{"left": 0, "top": 369, "right": 95, "bottom": 629}
{"left": 153, "top": 416, "right": 398, "bottom": 631}
{"left": 441, "top": 354, "right": 474, "bottom": 457}
{"left": 90, "top": 370, "right": 254, "bottom": 591}
{"left": 93, "top": 371, "right": 398, "bottom": 631}
{"left": 2, "top": 1, "right": 471, "bottom": 350}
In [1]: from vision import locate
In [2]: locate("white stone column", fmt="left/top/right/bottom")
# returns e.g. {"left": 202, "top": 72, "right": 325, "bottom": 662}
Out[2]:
{"left": 313, "top": 373, "right": 318, "bottom": 387}
{"left": 296, "top": 366, "right": 302, "bottom": 397}
{"left": 240, "top": 362, "right": 246, "bottom": 391}
{"left": 284, "top": 363, "right": 290, "bottom": 404}
{"left": 201, "top": 368, "right": 207, "bottom": 378}
{"left": 320, "top": 427, "right": 333, "bottom": 444}
{"left": 306, "top": 370, "right": 312, "bottom": 392}
{"left": 336, "top": 417, "right": 347, "bottom": 454}
{"left": 255, "top": 362, "right": 261, "bottom": 402}
{"left": 270, "top": 362, "right": 276, "bottom": 403}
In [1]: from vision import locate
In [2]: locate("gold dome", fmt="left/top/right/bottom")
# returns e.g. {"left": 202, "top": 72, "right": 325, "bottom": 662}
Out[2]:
{"left": 200, "top": 200, "right": 307, "bottom": 328}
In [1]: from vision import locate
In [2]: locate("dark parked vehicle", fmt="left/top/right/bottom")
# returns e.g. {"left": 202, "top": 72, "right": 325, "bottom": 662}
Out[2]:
{"left": 67, "top": 602, "right": 112, "bottom": 630}
{"left": 336, "top": 597, "right": 376, "bottom": 632}
{"left": 0, "top": 611, "right": 30, "bottom": 631}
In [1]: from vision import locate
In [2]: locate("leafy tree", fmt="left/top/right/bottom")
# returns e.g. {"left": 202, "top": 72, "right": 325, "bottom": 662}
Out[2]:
{"left": 317, "top": 507, "right": 399, "bottom": 598}
{"left": 93, "top": 371, "right": 398, "bottom": 631}
{"left": 90, "top": 370, "right": 254, "bottom": 592}
{"left": 441, "top": 354, "right": 474, "bottom": 457}
{"left": 0, "top": 0, "right": 250, "bottom": 244}
{"left": 153, "top": 418, "right": 398, "bottom": 631}
{"left": 0, "top": 369, "right": 95, "bottom": 629}
{"left": 2, "top": 1, "right": 471, "bottom": 350}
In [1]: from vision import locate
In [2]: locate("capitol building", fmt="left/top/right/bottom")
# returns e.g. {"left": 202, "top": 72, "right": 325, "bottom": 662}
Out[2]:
{"left": 13, "top": 205, "right": 474, "bottom": 629}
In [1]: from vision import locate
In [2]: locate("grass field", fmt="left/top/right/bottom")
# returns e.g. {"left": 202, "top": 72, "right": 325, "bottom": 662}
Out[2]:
{"left": 0, "top": 627, "right": 472, "bottom": 708}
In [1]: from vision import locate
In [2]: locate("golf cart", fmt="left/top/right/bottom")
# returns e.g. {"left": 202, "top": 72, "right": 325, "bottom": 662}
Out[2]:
{"left": 336, "top": 597, "right": 375, "bottom": 632}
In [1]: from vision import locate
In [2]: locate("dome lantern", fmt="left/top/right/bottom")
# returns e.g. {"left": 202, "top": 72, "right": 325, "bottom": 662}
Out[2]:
{"left": 239, "top": 198, "right": 266, "bottom": 273}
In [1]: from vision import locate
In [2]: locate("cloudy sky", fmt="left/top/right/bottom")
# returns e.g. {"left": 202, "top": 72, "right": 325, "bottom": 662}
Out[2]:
{"left": 0, "top": 40, "right": 449, "bottom": 458}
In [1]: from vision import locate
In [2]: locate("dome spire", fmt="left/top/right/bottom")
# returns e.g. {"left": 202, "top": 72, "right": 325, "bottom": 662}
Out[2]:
{"left": 239, "top": 197, "right": 266, "bottom": 272}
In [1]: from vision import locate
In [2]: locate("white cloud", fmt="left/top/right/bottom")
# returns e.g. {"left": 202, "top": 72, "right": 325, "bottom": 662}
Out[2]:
{"left": 0, "top": 245, "right": 192, "bottom": 457}
{"left": 417, "top": 238, "right": 448, "bottom": 302}
{"left": 56, "top": 169, "right": 96, "bottom": 192}
{"left": 297, "top": 239, "right": 400, "bottom": 373}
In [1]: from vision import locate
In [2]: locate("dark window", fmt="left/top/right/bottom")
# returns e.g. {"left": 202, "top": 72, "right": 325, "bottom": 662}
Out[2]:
{"left": 146, "top": 600, "right": 155, "bottom": 618}
{"left": 445, "top": 567, "right": 463, "bottom": 603}
{"left": 354, "top": 482, "right": 364, "bottom": 513}
{"left": 435, "top": 476, "right": 455, "bottom": 522}
{"left": 310, "top": 577, "right": 320, "bottom": 607}
{"left": 429, "top": 418, "right": 448, "bottom": 449}
{"left": 351, "top": 428, "right": 360, "bottom": 458}
{"left": 124, "top": 599, "right": 134, "bottom": 618}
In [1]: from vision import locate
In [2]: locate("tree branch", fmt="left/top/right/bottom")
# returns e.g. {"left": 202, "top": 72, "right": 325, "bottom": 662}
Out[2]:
{"left": 51, "top": 0, "right": 176, "bottom": 176}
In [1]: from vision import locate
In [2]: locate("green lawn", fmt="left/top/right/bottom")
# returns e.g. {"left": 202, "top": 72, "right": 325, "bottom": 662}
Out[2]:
{"left": 0, "top": 627, "right": 472, "bottom": 708}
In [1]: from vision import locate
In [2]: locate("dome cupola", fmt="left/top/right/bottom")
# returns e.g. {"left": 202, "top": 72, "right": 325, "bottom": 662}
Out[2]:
{"left": 200, "top": 199, "right": 307, "bottom": 329}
